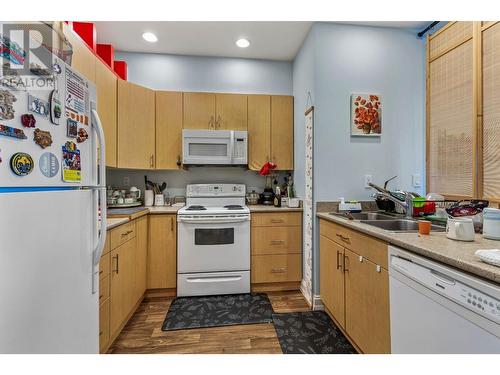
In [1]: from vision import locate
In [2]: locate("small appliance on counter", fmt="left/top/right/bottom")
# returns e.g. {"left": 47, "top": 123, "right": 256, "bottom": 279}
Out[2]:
{"left": 483, "top": 208, "right": 500, "bottom": 240}
{"left": 338, "top": 197, "right": 362, "bottom": 213}
{"left": 246, "top": 190, "right": 260, "bottom": 205}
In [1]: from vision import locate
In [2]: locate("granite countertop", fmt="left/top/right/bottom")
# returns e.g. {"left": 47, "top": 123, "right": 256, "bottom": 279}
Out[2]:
{"left": 147, "top": 206, "right": 182, "bottom": 214}
{"left": 248, "top": 205, "right": 303, "bottom": 212}
{"left": 317, "top": 212, "right": 500, "bottom": 284}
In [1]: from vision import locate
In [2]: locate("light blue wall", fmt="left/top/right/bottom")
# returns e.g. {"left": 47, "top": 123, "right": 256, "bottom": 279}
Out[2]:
{"left": 114, "top": 51, "right": 292, "bottom": 94}
{"left": 109, "top": 52, "right": 293, "bottom": 194}
{"left": 292, "top": 23, "right": 426, "bottom": 294}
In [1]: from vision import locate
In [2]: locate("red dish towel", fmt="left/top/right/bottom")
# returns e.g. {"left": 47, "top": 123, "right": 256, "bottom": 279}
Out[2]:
{"left": 259, "top": 161, "right": 277, "bottom": 176}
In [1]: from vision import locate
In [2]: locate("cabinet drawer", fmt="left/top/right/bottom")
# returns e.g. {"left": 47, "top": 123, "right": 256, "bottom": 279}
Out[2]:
{"left": 251, "top": 226, "right": 302, "bottom": 255}
{"left": 99, "top": 252, "right": 110, "bottom": 280}
{"left": 99, "top": 276, "right": 110, "bottom": 305}
{"left": 110, "top": 221, "right": 136, "bottom": 249}
{"left": 99, "top": 299, "right": 110, "bottom": 353}
{"left": 251, "top": 212, "right": 302, "bottom": 227}
{"left": 319, "top": 219, "right": 388, "bottom": 269}
{"left": 251, "top": 254, "right": 302, "bottom": 283}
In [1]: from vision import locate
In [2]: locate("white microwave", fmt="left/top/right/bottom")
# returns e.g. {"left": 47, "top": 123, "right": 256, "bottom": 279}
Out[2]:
{"left": 182, "top": 130, "right": 248, "bottom": 165}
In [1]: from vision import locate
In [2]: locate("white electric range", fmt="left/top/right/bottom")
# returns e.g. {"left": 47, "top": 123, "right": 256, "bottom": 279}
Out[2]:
{"left": 177, "top": 184, "right": 250, "bottom": 297}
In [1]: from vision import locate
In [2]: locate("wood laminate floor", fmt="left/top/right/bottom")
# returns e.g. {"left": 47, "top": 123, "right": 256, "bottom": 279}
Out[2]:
{"left": 108, "top": 291, "right": 311, "bottom": 354}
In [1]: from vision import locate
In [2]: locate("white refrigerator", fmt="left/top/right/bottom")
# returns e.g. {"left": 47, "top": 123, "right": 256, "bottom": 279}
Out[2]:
{"left": 0, "top": 53, "right": 107, "bottom": 353}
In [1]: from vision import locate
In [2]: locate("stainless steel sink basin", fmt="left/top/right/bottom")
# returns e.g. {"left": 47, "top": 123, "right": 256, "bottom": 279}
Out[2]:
{"left": 359, "top": 219, "right": 446, "bottom": 232}
{"left": 330, "top": 212, "right": 397, "bottom": 220}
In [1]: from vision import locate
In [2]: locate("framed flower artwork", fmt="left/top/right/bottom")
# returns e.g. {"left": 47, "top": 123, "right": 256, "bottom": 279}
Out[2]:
{"left": 351, "top": 94, "right": 382, "bottom": 136}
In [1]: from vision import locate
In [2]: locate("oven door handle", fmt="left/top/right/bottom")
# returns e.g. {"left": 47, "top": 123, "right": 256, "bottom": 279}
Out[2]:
{"left": 186, "top": 275, "right": 243, "bottom": 283}
{"left": 178, "top": 217, "right": 250, "bottom": 224}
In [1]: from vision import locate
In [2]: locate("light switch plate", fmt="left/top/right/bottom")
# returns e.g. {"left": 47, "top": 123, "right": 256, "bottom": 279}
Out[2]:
{"left": 123, "top": 176, "right": 130, "bottom": 187}
{"left": 364, "top": 174, "right": 373, "bottom": 189}
{"left": 412, "top": 173, "right": 421, "bottom": 188}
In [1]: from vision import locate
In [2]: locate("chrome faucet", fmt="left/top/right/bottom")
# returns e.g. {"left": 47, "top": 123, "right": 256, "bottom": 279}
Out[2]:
{"left": 369, "top": 182, "right": 415, "bottom": 219}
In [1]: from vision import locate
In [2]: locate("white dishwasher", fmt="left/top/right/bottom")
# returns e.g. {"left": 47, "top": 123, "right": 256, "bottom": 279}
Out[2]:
{"left": 389, "top": 245, "right": 500, "bottom": 353}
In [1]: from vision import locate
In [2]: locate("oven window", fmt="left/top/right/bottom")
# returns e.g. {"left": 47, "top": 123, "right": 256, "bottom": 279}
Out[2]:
{"left": 194, "top": 228, "right": 234, "bottom": 245}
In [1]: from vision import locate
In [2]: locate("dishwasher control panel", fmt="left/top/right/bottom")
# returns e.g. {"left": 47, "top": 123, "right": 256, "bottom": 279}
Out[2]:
{"left": 391, "top": 255, "right": 500, "bottom": 324}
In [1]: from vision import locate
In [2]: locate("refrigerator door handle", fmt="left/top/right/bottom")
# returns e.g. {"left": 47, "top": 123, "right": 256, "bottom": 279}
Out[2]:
{"left": 90, "top": 108, "right": 107, "bottom": 294}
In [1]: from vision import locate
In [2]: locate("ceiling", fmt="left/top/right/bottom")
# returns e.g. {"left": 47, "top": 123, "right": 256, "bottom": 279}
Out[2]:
{"left": 94, "top": 21, "right": 430, "bottom": 61}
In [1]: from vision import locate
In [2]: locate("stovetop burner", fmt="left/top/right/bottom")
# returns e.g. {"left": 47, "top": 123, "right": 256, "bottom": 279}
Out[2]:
{"left": 224, "top": 205, "right": 244, "bottom": 210}
{"left": 186, "top": 205, "right": 207, "bottom": 211}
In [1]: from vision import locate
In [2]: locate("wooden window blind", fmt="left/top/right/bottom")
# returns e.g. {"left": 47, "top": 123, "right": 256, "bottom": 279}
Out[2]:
{"left": 428, "top": 36, "right": 474, "bottom": 196}
{"left": 482, "top": 23, "right": 500, "bottom": 199}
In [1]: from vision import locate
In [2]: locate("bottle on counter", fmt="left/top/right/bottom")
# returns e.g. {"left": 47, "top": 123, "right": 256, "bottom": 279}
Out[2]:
{"left": 274, "top": 186, "right": 282, "bottom": 207}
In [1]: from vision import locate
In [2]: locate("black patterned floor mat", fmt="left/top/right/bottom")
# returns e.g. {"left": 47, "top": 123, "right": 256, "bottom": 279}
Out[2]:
{"left": 272, "top": 311, "right": 357, "bottom": 354}
{"left": 162, "top": 293, "right": 274, "bottom": 331}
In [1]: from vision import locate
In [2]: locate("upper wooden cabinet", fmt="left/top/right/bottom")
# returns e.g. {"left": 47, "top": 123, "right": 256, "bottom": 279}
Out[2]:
{"left": 183, "top": 92, "right": 216, "bottom": 129}
{"left": 95, "top": 58, "right": 117, "bottom": 167}
{"left": 156, "top": 91, "right": 183, "bottom": 169}
{"left": 117, "top": 80, "right": 156, "bottom": 169}
{"left": 215, "top": 94, "right": 248, "bottom": 130}
{"left": 248, "top": 95, "right": 294, "bottom": 171}
{"left": 271, "top": 96, "right": 294, "bottom": 170}
{"left": 183, "top": 92, "right": 248, "bottom": 130}
{"left": 63, "top": 24, "right": 95, "bottom": 82}
{"left": 248, "top": 95, "right": 271, "bottom": 171}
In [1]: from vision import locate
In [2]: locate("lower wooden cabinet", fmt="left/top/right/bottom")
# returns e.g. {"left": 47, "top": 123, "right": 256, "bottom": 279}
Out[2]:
{"left": 134, "top": 216, "right": 148, "bottom": 302}
{"left": 110, "top": 236, "right": 137, "bottom": 339}
{"left": 319, "top": 218, "right": 391, "bottom": 354}
{"left": 99, "top": 299, "right": 110, "bottom": 352}
{"left": 251, "top": 212, "right": 302, "bottom": 289}
{"left": 148, "top": 214, "right": 177, "bottom": 289}
{"left": 344, "top": 248, "right": 390, "bottom": 354}
{"left": 319, "top": 235, "right": 345, "bottom": 328}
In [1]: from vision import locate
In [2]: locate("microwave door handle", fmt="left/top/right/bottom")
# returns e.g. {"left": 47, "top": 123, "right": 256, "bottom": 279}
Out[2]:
{"left": 229, "top": 131, "right": 235, "bottom": 164}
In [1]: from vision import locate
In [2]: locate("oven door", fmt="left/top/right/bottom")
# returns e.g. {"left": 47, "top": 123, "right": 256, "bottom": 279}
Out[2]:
{"left": 177, "top": 215, "right": 250, "bottom": 273}
{"left": 183, "top": 130, "right": 233, "bottom": 165}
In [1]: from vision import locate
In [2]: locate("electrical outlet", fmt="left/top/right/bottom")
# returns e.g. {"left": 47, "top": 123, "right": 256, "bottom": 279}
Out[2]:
{"left": 123, "top": 176, "right": 130, "bottom": 187}
{"left": 412, "top": 173, "right": 421, "bottom": 188}
{"left": 364, "top": 174, "right": 373, "bottom": 189}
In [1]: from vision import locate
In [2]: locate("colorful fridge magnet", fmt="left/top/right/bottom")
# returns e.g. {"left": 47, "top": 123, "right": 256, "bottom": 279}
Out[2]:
{"left": 33, "top": 128, "right": 53, "bottom": 149}
{"left": 0, "top": 90, "right": 17, "bottom": 120}
{"left": 76, "top": 128, "right": 88, "bottom": 143}
{"left": 66, "top": 118, "right": 78, "bottom": 138}
{"left": 39, "top": 152, "right": 59, "bottom": 178}
{"left": 0, "top": 33, "right": 26, "bottom": 65}
{"left": 49, "top": 90, "right": 61, "bottom": 125}
{"left": 28, "top": 94, "right": 49, "bottom": 117}
{"left": 29, "top": 62, "right": 52, "bottom": 76}
{"left": 0, "top": 124, "right": 27, "bottom": 139}
{"left": 10, "top": 152, "right": 34, "bottom": 176}
{"left": 62, "top": 141, "right": 81, "bottom": 183}
{"left": 21, "top": 114, "right": 36, "bottom": 128}
{"left": 53, "top": 63, "right": 62, "bottom": 75}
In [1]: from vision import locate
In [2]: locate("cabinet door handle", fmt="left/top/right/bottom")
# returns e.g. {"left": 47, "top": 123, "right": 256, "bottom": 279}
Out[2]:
{"left": 99, "top": 331, "right": 103, "bottom": 336}
{"left": 336, "top": 251, "right": 342, "bottom": 270}
{"left": 271, "top": 267, "right": 286, "bottom": 273}
{"left": 270, "top": 219, "right": 285, "bottom": 223}
{"left": 209, "top": 115, "right": 214, "bottom": 128}
{"left": 176, "top": 155, "right": 182, "bottom": 167}
{"left": 336, "top": 233, "right": 350, "bottom": 243}
{"left": 99, "top": 270, "right": 103, "bottom": 275}
{"left": 113, "top": 254, "right": 119, "bottom": 274}
{"left": 99, "top": 294, "right": 103, "bottom": 300}
{"left": 121, "top": 230, "right": 132, "bottom": 238}
{"left": 270, "top": 240, "right": 285, "bottom": 245}
{"left": 150, "top": 155, "right": 154, "bottom": 168}
{"left": 170, "top": 217, "right": 174, "bottom": 231}
{"left": 343, "top": 254, "right": 349, "bottom": 273}
{"left": 216, "top": 115, "right": 222, "bottom": 128}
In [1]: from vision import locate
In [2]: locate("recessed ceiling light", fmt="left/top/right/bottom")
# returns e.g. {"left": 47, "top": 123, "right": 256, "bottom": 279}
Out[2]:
{"left": 236, "top": 38, "right": 250, "bottom": 48}
{"left": 142, "top": 32, "right": 158, "bottom": 43}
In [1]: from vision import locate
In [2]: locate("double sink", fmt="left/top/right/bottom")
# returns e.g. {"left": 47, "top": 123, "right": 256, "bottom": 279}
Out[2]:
{"left": 330, "top": 212, "right": 446, "bottom": 232}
